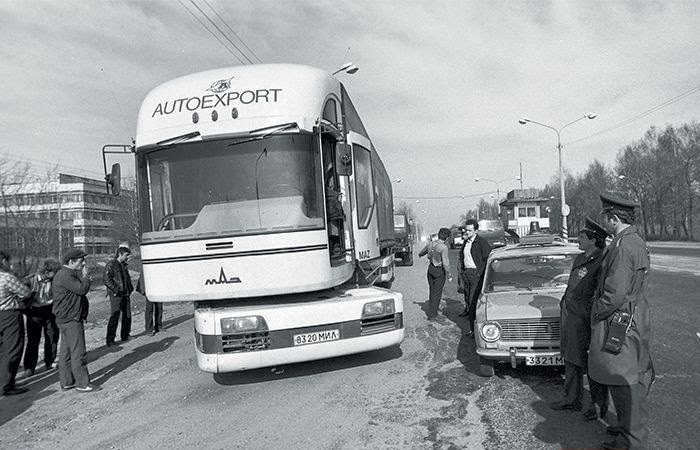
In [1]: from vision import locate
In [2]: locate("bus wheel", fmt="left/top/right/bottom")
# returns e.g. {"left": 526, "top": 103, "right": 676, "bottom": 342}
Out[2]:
{"left": 478, "top": 356, "right": 495, "bottom": 377}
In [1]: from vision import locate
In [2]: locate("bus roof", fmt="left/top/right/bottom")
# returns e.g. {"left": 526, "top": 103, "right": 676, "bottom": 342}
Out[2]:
{"left": 136, "top": 64, "right": 342, "bottom": 148}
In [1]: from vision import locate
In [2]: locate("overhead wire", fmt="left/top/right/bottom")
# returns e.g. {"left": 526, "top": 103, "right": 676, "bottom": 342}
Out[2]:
{"left": 566, "top": 83, "right": 700, "bottom": 146}
{"left": 187, "top": 0, "right": 254, "bottom": 64}
{"left": 176, "top": 0, "right": 245, "bottom": 64}
{"left": 202, "top": 0, "right": 262, "bottom": 64}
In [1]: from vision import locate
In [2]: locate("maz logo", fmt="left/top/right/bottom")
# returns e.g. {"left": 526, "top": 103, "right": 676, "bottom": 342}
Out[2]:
{"left": 205, "top": 267, "right": 241, "bottom": 285}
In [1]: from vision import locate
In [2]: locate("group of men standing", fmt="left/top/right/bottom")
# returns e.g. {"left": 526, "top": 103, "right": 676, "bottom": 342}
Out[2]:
{"left": 0, "top": 245, "right": 162, "bottom": 396}
{"left": 419, "top": 193, "right": 653, "bottom": 450}
{"left": 552, "top": 193, "right": 654, "bottom": 450}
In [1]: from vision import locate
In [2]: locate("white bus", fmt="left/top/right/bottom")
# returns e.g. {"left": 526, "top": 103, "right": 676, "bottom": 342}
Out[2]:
{"left": 104, "top": 64, "right": 403, "bottom": 372}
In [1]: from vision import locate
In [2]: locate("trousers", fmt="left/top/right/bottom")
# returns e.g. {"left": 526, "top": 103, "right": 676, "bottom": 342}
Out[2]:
{"left": 144, "top": 300, "right": 162, "bottom": 332}
{"left": 426, "top": 263, "right": 445, "bottom": 318}
{"left": 23, "top": 305, "right": 59, "bottom": 371}
{"left": 57, "top": 320, "right": 90, "bottom": 388}
{"left": 106, "top": 295, "right": 131, "bottom": 343}
{"left": 0, "top": 310, "right": 24, "bottom": 392}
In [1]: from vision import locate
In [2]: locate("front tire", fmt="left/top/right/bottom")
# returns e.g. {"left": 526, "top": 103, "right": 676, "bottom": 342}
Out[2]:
{"left": 478, "top": 356, "right": 495, "bottom": 377}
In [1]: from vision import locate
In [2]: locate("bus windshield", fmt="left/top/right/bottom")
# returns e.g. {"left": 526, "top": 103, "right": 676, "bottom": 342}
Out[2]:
{"left": 137, "top": 133, "right": 324, "bottom": 239}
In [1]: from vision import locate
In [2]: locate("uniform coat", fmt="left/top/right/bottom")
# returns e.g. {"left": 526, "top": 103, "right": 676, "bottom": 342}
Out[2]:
{"left": 560, "top": 248, "right": 603, "bottom": 368}
{"left": 588, "top": 226, "right": 652, "bottom": 386}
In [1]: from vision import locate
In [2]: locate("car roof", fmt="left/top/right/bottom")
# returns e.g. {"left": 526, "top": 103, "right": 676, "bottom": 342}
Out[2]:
{"left": 489, "top": 242, "right": 581, "bottom": 259}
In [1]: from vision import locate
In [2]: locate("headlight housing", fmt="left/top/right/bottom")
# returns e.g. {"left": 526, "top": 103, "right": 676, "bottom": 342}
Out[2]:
{"left": 220, "top": 316, "right": 268, "bottom": 334}
{"left": 362, "top": 299, "right": 395, "bottom": 318}
{"left": 480, "top": 321, "right": 502, "bottom": 342}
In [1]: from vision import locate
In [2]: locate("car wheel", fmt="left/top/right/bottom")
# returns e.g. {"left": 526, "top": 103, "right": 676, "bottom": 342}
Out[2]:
{"left": 478, "top": 356, "right": 495, "bottom": 377}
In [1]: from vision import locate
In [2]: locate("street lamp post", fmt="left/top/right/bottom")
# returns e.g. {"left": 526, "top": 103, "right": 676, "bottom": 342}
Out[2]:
{"left": 518, "top": 113, "right": 597, "bottom": 241}
{"left": 474, "top": 176, "right": 521, "bottom": 221}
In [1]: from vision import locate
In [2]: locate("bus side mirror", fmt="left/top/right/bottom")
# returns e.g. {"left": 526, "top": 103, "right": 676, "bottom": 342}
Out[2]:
{"left": 336, "top": 143, "right": 353, "bottom": 176}
{"left": 105, "top": 163, "right": 121, "bottom": 196}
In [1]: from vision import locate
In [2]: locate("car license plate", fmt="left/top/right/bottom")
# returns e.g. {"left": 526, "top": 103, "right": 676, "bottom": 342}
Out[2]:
{"left": 525, "top": 355, "right": 563, "bottom": 366}
{"left": 292, "top": 329, "right": 340, "bottom": 346}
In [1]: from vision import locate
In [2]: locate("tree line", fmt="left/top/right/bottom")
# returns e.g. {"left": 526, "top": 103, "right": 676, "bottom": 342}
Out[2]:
{"left": 544, "top": 122, "right": 700, "bottom": 241}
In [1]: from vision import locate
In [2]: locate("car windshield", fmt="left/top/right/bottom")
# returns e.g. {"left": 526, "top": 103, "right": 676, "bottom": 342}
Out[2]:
{"left": 485, "top": 253, "right": 576, "bottom": 292}
{"left": 136, "top": 133, "right": 324, "bottom": 240}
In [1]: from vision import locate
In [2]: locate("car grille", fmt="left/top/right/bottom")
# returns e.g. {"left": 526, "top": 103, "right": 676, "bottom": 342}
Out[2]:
{"left": 361, "top": 314, "right": 399, "bottom": 336}
{"left": 221, "top": 332, "right": 271, "bottom": 353}
{"left": 499, "top": 319, "right": 560, "bottom": 341}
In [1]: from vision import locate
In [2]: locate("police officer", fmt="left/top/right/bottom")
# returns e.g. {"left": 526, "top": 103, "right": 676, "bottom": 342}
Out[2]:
{"left": 588, "top": 193, "right": 653, "bottom": 450}
{"left": 550, "top": 217, "right": 607, "bottom": 416}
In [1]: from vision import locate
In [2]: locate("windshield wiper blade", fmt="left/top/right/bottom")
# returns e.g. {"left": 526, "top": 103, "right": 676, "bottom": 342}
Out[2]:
{"left": 227, "top": 122, "right": 299, "bottom": 148}
{"left": 156, "top": 131, "right": 201, "bottom": 147}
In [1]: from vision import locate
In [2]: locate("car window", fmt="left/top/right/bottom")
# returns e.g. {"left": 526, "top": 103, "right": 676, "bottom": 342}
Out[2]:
{"left": 485, "top": 253, "right": 575, "bottom": 292}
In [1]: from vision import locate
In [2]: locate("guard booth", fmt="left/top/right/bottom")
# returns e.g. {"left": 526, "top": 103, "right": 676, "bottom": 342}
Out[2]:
{"left": 499, "top": 189, "right": 552, "bottom": 237}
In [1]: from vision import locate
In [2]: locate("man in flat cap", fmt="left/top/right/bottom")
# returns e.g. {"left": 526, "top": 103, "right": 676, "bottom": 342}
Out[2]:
{"left": 588, "top": 193, "right": 653, "bottom": 450}
{"left": 551, "top": 218, "right": 608, "bottom": 419}
{"left": 52, "top": 248, "right": 100, "bottom": 392}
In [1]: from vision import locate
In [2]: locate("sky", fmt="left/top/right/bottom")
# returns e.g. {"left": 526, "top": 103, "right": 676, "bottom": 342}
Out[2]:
{"left": 2, "top": 0, "right": 700, "bottom": 234}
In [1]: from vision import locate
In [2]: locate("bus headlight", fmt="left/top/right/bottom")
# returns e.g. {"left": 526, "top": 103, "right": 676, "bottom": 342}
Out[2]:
{"left": 480, "top": 321, "right": 502, "bottom": 342}
{"left": 362, "top": 299, "right": 395, "bottom": 318}
{"left": 220, "top": 316, "right": 268, "bottom": 334}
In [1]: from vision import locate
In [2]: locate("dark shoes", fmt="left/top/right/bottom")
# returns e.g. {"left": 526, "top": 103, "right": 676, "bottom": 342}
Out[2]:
{"left": 3, "top": 386, "right": 29, "bottom": 396}
{"left": 549, "top": 400, "right": 582, "bottom": 411}
{"left": 583, "top": 405, "right": 608, "bottom": 420}
{"left": 106, "top": 341, "right": 118, "bottom": 347}
{"left": 61, "top": 384, "right": 76, "bottom": 391}
{"left": 120, "top": 336, "right": 130, "bottom": 342}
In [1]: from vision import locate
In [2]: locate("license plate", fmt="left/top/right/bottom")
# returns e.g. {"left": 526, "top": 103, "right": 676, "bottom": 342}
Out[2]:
{"left": 525, "top": 355, "right": 563, "bottom": 366}
{"left": 292, "top": 329, "right": 340, "bottom": 346}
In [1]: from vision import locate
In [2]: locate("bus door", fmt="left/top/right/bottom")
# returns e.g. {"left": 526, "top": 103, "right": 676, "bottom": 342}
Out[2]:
{"left": 347, "top": 131, "right": 379, "bottom": 262}
{"left": 320, "top": 129, "right": 350, "bottom": 260}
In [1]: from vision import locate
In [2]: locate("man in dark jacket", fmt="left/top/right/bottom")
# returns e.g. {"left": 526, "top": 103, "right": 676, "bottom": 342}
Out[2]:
{"left": 458, "top": 218, "right": 492, "bottom": 336}
{"left": 53, "top": 248, "right": 99, "bottom": 392}
{"left": 103, "top": 247, "right": 134, "bottom": 346}
{"left": 589, "top": 193, "right": 653, "bottom": 450}
{"left": 550, "top": 217, "right": 606, "bottom": 416}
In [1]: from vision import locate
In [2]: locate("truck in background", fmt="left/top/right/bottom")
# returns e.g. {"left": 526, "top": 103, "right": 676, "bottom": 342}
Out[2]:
{"left": 392, "top": 213, "right": 413, "bottom": 266}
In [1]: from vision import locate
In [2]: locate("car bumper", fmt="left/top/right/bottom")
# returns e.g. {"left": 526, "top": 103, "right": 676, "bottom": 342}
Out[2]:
{"left": 476, "top": 346, "right": 561, "bottom": 368}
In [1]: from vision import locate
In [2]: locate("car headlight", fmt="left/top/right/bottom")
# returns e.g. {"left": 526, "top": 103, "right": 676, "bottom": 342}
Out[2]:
{"left": 220, "top": 316, "right": 268, "bottom": 334}
{"left": 480, "top": 321, "right": 502, "bottom": 342}
{"left": 362, "top": 299, "right": 395, "bottom": 318}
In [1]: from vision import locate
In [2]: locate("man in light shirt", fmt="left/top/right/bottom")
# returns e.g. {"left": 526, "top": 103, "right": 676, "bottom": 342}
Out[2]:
{"left": 418, "top": 228, "right": 453, "bottom": 321}
{"left": 458, "top": 219, "right": 491, "bottom": 336}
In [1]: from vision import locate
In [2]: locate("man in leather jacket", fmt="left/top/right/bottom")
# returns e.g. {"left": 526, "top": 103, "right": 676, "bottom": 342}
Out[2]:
{"left": 103, "top": 247, "right": 134, "bottom": 346}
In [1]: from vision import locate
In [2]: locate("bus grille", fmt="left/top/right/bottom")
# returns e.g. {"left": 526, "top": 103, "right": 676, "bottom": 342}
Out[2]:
{"left": 361, "top": 314, "right": 397, "bottom": 335}
{"left": 221, "top": 332, "right": 271, "bottom": 353}
{"left": 499, "top": 319, "right": 560, "bottom": 341}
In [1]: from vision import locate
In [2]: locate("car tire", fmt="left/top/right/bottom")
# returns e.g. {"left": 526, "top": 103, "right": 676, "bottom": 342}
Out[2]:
{"left": 478, "top": 356, "right": 495, "bottom": 377}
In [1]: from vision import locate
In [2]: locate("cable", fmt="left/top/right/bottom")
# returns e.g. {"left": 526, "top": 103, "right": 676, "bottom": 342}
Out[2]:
{"left": 187, "top": 0, "right": 254, "bottom": 64}
{"left": 0, "top": 152, "right": 105, "bottom": 179}
{"left": 566, "top": 83, "right": 700, "bottom": 146}
{"left": 394, "top": 189, "right": 502, "bottom": 200}
{"left": 176, "top": 0, "right": 245, "bottom": 64}
{"left": 100, "top": 67, "right": 133, "bottom": 138}
{"left": 202, "top": 0, "right": 262, "bottom": 64}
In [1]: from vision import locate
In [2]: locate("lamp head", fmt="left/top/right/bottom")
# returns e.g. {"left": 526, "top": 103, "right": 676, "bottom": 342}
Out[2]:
{"left": 474, "top": 177, "right": 481, "bottom": 182}
{"left": 586, "top": 112, "right": 597, "bottom": 119}
{"left": 518, "top": 117, "right": 529, "bottom": 125}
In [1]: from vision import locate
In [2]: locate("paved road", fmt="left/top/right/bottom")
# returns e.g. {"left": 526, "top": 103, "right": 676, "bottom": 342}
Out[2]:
{"left": 1, "top": 244, "right": 698, "bottom": 449}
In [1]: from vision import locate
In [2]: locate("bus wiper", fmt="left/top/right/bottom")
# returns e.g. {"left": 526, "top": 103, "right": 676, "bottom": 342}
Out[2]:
{"left": 156, "top": 131, "right": 201, "bottom": 147}
{"left": 227, "top": 122, "right": 299, "bottom": 147}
